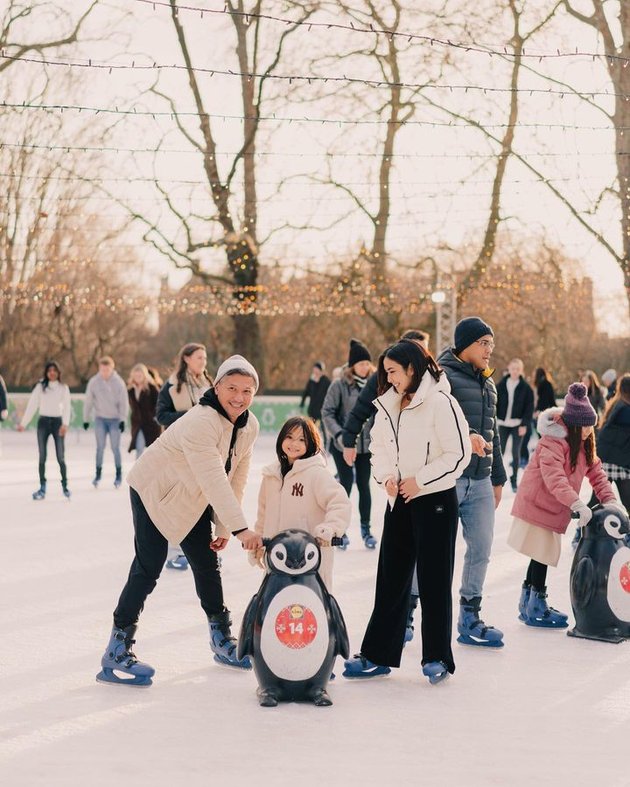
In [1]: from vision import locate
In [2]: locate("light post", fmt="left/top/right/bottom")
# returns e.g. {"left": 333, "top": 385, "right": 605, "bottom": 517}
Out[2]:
{"left": 431, "top": 289, "right": 446, "bottom": 355}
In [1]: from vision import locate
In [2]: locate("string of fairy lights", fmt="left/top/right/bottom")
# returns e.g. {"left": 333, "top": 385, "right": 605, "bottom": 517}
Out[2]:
{"left": 1, "top": 1, "right": 625, "bottom": 317}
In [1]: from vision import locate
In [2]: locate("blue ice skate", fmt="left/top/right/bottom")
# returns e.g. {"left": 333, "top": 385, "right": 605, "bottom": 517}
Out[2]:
{"left": 519, "top": 583, "right": 566, "bottom": 623}
{"left": 522, "top": 588, "right": 568, "bottom": 628}
{"left": 114, "top": 467, "right": 122, "bottom": 489}
{"left": 336, "top": 533, "right": 350, "bottom": 551}
{"left": 209, "top": 612, "right": 251, "bottom": 669}
{"left": 361, "top": 523, "right": 377, "bottom": 550}
{"left": 342, "top": 654, "right": 391, "bottom": 679}
{"left": 422, "top": 661, "right": 449, "bottom": 685}
{"left": 166, "top": 554, "right": 189, "bottom": 570}
{"left": 62, "top": 484, "right": 71, "bottom": 499}
{"left": 32, "top": 484, "right": 46, "bottom": 501}
{"left": 457, "top": 596, "right": 504, "bottom": 647}
{"left": 404, "top": 594, "right": 419, "bottom": 644}
{"left": 96, "top": 625, "right": 155, "bottom": 687}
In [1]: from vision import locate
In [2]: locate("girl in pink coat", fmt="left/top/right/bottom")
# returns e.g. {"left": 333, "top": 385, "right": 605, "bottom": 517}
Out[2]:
{"left": 252, "top": 416, "right": 351, "bottom": 589}
{"left": 507, "top": 383, "right": 622, "bottom": 627}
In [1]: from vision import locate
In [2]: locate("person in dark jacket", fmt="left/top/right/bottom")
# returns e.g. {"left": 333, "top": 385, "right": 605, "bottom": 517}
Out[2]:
{"left": 593, "top": 373, "right": 630, "bottom": 512}
{"left": 127, "top": 364, "right": 162, "bottom": 458}
{"left": 438, "top": 317, "right": 507, "bottom": 648}
{"left": 520, "top": 367, "right": 556, "bottom": 466}
{"left": 581, "top": 369, "right": 606, "bottom": 423}
{"left": 321, "top": 339, "right": 375, "bottom": 549}
{"left": 496, "top": 359, "right": 534, "bottom": 493}
{"left": 601, "top": 368, "right": 617, "bottom": 401}
{"left": 300, "top": 361, "right": 330, "bottom": 420}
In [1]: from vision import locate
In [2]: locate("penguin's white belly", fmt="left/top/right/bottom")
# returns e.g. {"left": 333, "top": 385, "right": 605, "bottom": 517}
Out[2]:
{"left": 260, "top": 585, "right": 329, "bottom": 681}
{"left": 606, "top": 547, "right": 630, "bottom": 622}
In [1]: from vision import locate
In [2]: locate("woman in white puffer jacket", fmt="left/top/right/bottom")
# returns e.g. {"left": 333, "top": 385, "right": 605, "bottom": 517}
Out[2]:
{"left": 343, "top": 339, "right": 471, "bottom": 685}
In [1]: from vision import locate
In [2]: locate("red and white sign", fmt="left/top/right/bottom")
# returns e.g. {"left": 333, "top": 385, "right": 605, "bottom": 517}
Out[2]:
{"left": 275, "top": 604, "right": 317, "bottom": 650}
{"left": 619, "top": 561, "right": 630, "bottom": 594}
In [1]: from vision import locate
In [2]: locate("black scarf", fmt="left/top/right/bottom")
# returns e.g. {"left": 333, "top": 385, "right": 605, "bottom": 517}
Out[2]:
{"left": 199, "top": 388, "right": 249, "bottom": 474}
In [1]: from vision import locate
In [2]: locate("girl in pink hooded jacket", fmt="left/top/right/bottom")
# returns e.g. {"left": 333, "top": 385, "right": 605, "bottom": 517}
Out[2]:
{"left": 507, "top": 382, "right": 622, "bottom": 628}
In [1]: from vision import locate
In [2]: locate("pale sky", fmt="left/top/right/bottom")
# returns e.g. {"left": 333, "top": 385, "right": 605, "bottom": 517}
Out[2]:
{"left": 5, "top": 0, "right": 630, "bottom": 336}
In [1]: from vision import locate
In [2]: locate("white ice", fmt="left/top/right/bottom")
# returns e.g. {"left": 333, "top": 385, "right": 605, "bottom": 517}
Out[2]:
{"left": 1, "top": 431, "right": 627, "bottom": 787}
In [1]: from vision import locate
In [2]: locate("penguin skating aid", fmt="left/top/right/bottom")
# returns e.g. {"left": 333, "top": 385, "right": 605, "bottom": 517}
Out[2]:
{"left": 238, "top": 530, "right": 349, "bottom": 707}
{"left": 569, "top": 504, "right": 630, "bottom": 644}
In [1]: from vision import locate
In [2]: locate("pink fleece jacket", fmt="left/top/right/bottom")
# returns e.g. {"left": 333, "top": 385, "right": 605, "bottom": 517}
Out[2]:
{"left": 511, "top": 408, "right": 615, "bottom": 534}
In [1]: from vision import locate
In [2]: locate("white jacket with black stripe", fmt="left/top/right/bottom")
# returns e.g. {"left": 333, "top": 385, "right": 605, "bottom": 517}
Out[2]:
{"left": 370, "top": 371, "right": 472, "bottom": 508}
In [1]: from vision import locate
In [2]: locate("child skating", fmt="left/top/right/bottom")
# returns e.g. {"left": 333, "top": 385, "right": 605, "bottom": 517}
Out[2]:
{"left": 252, "top": 416, "right": 351, "bottom": 590}
{"left": 508, "top": 382, "right": 624, "bottom": 627}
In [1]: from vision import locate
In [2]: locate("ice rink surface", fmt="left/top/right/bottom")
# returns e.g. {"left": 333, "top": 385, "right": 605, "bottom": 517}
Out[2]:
{"left": 1, "top": 430, "right": 628, "bottom": 787}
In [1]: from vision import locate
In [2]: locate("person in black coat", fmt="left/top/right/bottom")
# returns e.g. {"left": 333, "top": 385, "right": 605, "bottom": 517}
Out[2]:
{"left": 521, "top": 367, "right": 556, "bottom": 465}
{"left": 299, "top": 361, "right": 330, "bottom": 427}
{"left": 594, "top": 373, "right": 630, "bottom": 512}
{"left": 496, "top": 359, "right": 534, "bottom": 492}
{"left": 127, "top": 364, "right": 162, "bottom": 458}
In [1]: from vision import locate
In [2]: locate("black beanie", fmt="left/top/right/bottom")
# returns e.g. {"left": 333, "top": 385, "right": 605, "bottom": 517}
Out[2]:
{"left": 348, "top": 338, "right": 371, "bottom": 367}
{"left": 454, "top": 317, "right": 494, "bottom": 354}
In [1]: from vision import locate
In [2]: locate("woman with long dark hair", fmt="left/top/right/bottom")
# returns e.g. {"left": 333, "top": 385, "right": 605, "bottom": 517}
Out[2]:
{"left": 156, "top": 343, "right": 213, "bottom": 570}
{"left": 343, "top": 340, "right": 470, "bottom": 685}
{"left": 596, "top": 373, "right": 630, "bottom": 513}
{"left": 18, "top": 360, "right": 71, "bottom": 500}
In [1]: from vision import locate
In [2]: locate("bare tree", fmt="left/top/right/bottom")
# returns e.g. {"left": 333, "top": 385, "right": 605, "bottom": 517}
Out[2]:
{"left": 126, "top": 0, "right": 318, "bottom": 386}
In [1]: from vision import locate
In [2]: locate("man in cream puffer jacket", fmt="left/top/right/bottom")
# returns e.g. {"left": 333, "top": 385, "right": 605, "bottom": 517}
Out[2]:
{"left": 96, "top": 356, "right": 263, "bottom": 687}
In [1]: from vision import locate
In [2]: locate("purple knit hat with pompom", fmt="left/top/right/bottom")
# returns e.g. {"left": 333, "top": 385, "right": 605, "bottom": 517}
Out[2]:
{"left": 563, "top": 382, "right": 597, "bottom": 427}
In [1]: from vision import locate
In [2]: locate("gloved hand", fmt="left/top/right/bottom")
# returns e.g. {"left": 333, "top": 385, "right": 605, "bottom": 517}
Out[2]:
{"left": 119, "top": 421, "right": 125, "bottom": 433}
{"left": 314, "top": 524, "right": 335, "bottom": 545}
{"left": 247, "top": 546, "right": 266, "bottom": 569}
{"left": 570, "top": 499, "right": 593, "bottom": 528}
{"left": 83, "top": 422, "right": 89, "bottom": 431}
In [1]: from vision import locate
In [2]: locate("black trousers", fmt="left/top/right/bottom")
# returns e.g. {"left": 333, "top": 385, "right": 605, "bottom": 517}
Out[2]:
{"left": 37, "top": 416, "right": 67, "bottom": 486}
{"left": 330, "top": 445, "right": 372, "bottom": 525}
{"left": 499, "top": 425, "right": 523, "bottom": 480}
{"left": 361, "top": 488, "right": 459, "bottom": 673}
{"left": 113, "top": 488, "right": 226, "bottom": 629}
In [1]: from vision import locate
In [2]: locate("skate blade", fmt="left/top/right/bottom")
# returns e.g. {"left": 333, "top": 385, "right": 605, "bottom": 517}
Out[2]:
{"left": 212, "top": 654, "right": 252, "bottom": 670}
{"left": 342, "top": 667, "right": 391, "bottom": 679}
{"left": 457, "top": 634, "right": 504, "bottom": 648}
{"left": 523, "top": 620, "right": 569, "bottom": 629}
{"left": 96, "top": 669, "right": 152, "bottom": 687}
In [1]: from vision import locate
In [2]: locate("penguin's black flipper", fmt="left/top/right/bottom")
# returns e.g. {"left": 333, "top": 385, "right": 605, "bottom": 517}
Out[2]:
{"left": 328, "top": 593, "right": 350, "bottom": 658}
{"left": 237, "top": 593, "right": 258, "bottom": 660}
{"left": 571, "top": 557, "right": 595, "bottom": 609}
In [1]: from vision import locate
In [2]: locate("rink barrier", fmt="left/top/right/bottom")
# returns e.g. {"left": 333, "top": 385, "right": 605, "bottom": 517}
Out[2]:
{"left": 1, "top": 394, "right": 304, "bottom": 434}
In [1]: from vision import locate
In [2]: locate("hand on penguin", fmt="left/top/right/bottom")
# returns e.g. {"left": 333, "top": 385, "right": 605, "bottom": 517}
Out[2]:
{"left": 314, "top": 524, "right": 335, "bottom": 546}
{"left": 247, "top": 547, "right": 266, "bottom": 569}
{"left": 570, "top": 499, "right": 593, "bottom": 528}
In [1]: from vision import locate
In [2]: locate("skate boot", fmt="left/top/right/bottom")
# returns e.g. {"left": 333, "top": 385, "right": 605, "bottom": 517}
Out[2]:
{"left": 342, "top": 654, "right": 391, "bottom": 679}
{"left": 166, "top": 555, "right": 188, "bottom": 571}
{"left": 208, "top": 612, "right": 251, "bottom": 669}
{"left": 422, "top": 661, "right": 449, "bottom": 685}
{"left": 457, "top": 596, "right": 504, "bottom": 648}
{"left": 523, "top": 587, "right": 568, "bottom": 628}
{"left": 404, "top": 593, "right": 419, "bottom": 644}
{"left": 62, "top": 485, "right": 71, "bottom": 499}
{"left": 518, "top": 583, "right": 531, "bottom": 621}
{"left": 360, "top": 523, "right": 377, "bottom": 549}
{"left": 96, "top": 624, "right": 155, "bottom": 687}
{"left": 165, "top": 553, "right": 189, "bottom": 571}
{"left": 336, "top": 533, "right": 350, "bottom": 551}
{"left": 114, "top": 466, "right": 122, "bottom": 489}
{"left": 32, "top": 483, "right": 46, "bottom": 501}
{"left": 518, "top": 583, "right": 567, "bottom": 623}
{"left": 92, "top": 466, "right": 102, "bottom": 488}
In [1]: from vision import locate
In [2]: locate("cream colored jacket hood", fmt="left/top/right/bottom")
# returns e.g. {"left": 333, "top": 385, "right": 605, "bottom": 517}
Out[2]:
{"left": 370, "top": 372, "right": 471, "bottom": 508}
{"left": 127, "top": 403, "right": 259, "bottom": 543}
